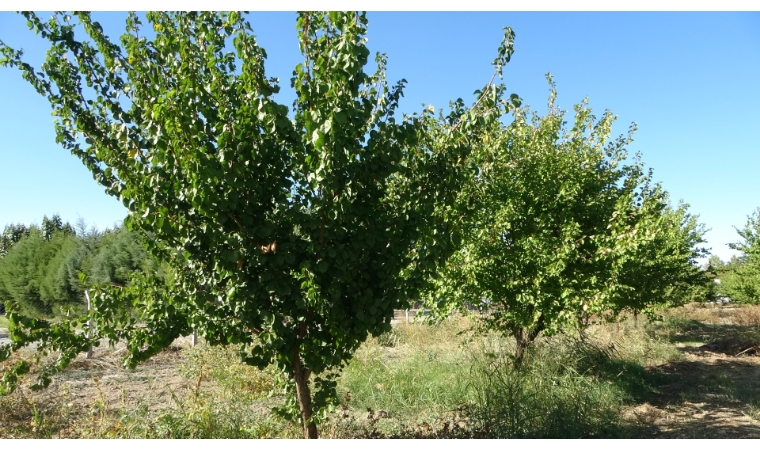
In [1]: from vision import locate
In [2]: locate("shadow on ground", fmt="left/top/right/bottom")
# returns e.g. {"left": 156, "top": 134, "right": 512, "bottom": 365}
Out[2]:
{"left": 659, "top": 319, "right": 760, "bottom": 353}
{"left": 618, "top": 358, "right": 760, "bottom": 438}
{"left": 594, "top": 320, "right": 760, "bottom": 438}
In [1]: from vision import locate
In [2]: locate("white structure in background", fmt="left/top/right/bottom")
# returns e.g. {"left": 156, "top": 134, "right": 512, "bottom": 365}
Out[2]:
{"left": 84, "top": 290, "right": 94, "bottom": 359}
{"left": 705, "top": 279, "right": 732, "bottom": 305}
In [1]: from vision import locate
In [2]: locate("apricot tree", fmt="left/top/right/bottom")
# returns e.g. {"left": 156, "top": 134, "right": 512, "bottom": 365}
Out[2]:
{"left": 0, "top": 11, "right": 517, "bottom": 437}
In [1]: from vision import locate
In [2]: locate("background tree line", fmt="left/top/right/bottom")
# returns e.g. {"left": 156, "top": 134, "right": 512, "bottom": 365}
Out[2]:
{"left": 0, "top": 214, "right": 160, "bottom": 318}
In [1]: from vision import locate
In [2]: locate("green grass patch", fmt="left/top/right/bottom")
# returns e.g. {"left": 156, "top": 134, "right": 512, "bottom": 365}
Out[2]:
{"left": 334, "top": 317, "right": 683, "bottom": 438}
{"left": 338, "top": 319, "right": 476, "bottom": 422}
{"left": 181, "top": 343, "right": 278, "bottom": 397}
{"left": 0, "top": 315, "right": 9, "bottom": 329}
{"left": 339, "top": 342, "right": 472, "bottom": 419}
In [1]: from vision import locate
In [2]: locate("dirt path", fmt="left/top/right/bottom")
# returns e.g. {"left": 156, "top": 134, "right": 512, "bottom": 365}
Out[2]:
{"left": 0, "top": 337, "right": 209, "bottom": 438}
{"left": 54, "top": 342, "right": 198, "bottom": 414}
{"left": 623, "top": 340, "right": 760, "bottom": 438}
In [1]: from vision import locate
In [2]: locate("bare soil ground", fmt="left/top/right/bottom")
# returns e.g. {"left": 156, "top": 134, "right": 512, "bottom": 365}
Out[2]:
{"left": 620, "top": 305, "right": 760, "bottom": 438}
{"left": 54, "top": 340, "right": 198, "bottom": 414}
{"left": 623, "top": 356, "right": 760, "bottom": 438}
{"left": 0, "top": 336, "right": 207, "bottom": 438}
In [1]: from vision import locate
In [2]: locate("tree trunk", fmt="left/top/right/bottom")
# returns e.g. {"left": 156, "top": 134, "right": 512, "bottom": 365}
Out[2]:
{"left": 513, "top": 314, "right": 544, "bottom": 366}
{"left": 514, "top": 327, "right": 541, "bottom": 366}
{"left": 293, "top": 348, "right": 318, "bottom": 439}
{"left": 512, "top": 314, "right": 544, "bottom": 367}
{"left": 514, "top": 329, "right": 529, "bottom": 365}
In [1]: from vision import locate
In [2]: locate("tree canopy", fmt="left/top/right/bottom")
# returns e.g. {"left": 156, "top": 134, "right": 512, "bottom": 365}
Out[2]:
{"left": 0, "top": 222, "right": 33, "bottom": 258}
{"left": 610, "top": 192, "right": 710, "bottom": 318}
{"left": 423, "top": 77, "right": 709, "bottom": 361}
{"left": 712, "top": 208, "right": 760, "bottom": 304}
{"left": 0, "top": 215, "right": 77, "bottom": 317}
{"left": 0, "top": 11, "right": 518, "bottom": 437}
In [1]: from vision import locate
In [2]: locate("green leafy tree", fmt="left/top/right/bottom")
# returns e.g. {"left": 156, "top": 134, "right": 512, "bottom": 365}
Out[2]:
{"left": 610, "top": 190, "right": 711, "bottom": 318}
{"left": 40, "top": 214, "right": 75, "bottom": 241}
{"left": 707, "top": 254, "right": 727, "bottom": 272}
{"left": 0, "top": 12, "right": 517, "bottom": 437}
{"left": 713, "top": 208, "right": 760, "bottom": 304}
{"left": 58, "top": 219, "right": 110, "bottom": 297}
{"left": 0, "top": 217, "right": 76, "bottom": 315}
{"left": 424, "top": 78, "right": 653, "bottom": 363}
{"left": 39, "top": 234, "right": 84, "bottom": 311}
{"left": 0, "top": 217, "right": 159, "bottom": 318}
{"left": 0, "top": 222, "right": 33, "bottom": 314}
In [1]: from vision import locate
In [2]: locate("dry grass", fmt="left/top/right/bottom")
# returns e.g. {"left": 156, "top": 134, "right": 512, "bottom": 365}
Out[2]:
{"left": 583, "top": 317, "right": 684, "bottom": 367}
{"left": 0, "top": 339, "right": 197, "bottom": 438}
{"left": 0, "top": 336, "right": 296, "bottom": 438}
{"left": 3, "top": 305, "right": 760, "bottom": 438}
{"left": 665, "top": 303, "right": 760, "bottom": 327}
{"left": 728, "top": 305, "right": 760, "bottom": 327}
{"left": 621, "top": 303, "right": 760, "bottom": 437}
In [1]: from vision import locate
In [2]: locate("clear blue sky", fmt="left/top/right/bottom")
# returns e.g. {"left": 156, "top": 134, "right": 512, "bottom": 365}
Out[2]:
{"left": 1, "top": 12, "right": 758, "bottom": 262}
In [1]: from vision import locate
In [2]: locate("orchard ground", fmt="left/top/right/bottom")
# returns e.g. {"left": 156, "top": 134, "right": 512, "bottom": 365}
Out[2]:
{"left": 1, "top": 304, "right": 759, "bottom": 438}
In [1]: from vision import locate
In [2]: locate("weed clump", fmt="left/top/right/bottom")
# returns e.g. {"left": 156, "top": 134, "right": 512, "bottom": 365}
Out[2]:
{"left": 181, "top": 343, "right": 277, "bottom": 397}
{"left": 467, "top": 337, "right": 628, "bottom": 438}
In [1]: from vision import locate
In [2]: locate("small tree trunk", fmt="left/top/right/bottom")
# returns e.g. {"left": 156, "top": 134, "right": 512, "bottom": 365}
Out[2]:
{"left": 514, "top": 332, "right": 528, "bottom": 365}
{"left": 293, "top": 348, "right": 318, "bottom": 439}
{"left": 513, "top": 311, "right": 544, "bottom": 366}
{"left": 514, "top": 321, "right": 543, "bottom": 366}
{"left": 633, "top": 309, "right": 639, "bottom": 329}
{"left": 513, "top": 328, "right": 532, "bottom": 366}
{"left": 191, "top": 330, "right": 197, "bottom": 347}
